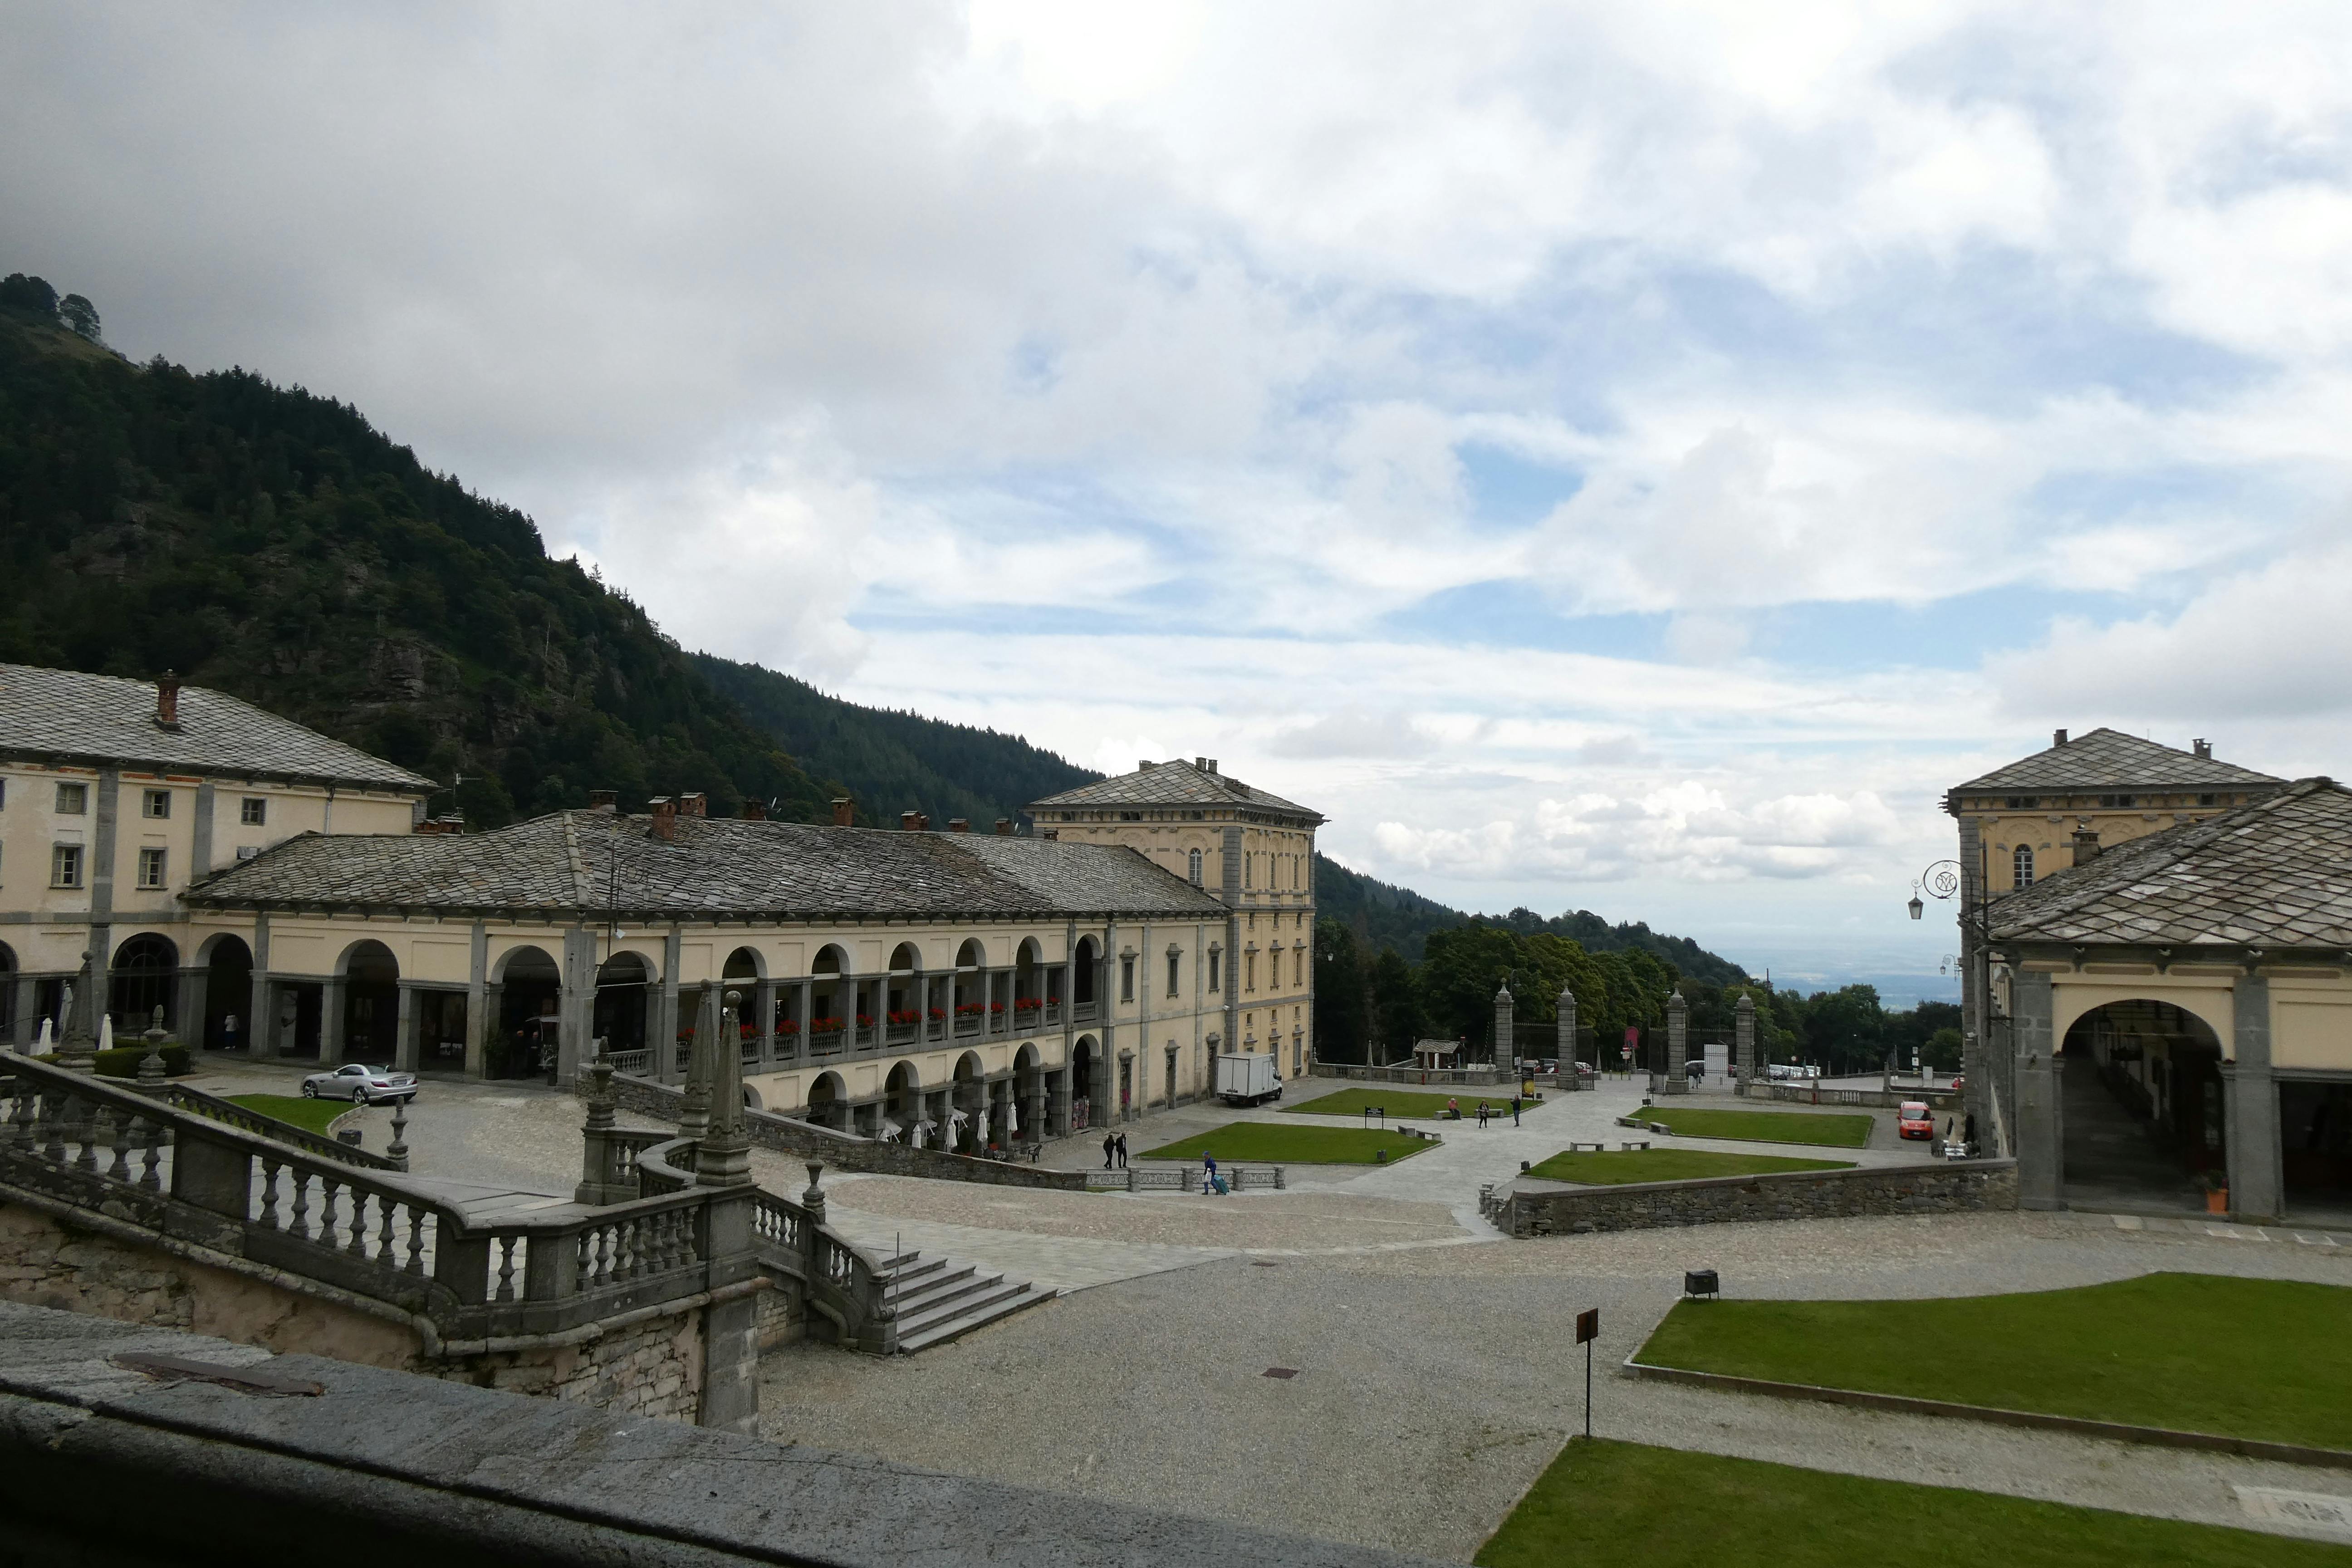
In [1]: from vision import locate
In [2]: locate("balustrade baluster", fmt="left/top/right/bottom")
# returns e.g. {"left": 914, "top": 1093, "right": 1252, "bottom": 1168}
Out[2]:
{"left": 137, "top": 1116, "right": 163, "bottom": 1192}
{"left": 106, "top": 1107, "right": 131, "bottom": 1182}
{"left": 72, "top": 1093, "right": 100, "bottom": 1173}
{"left": 348, "top": 1189, "right": 372, "bottom": 1258}
{"left": 375, "top": 1195, "right": 396, "bottom": 1264}
{"left": 4, "top": 1079, "right": 33, "bottom": 1150}
{"left": 402, "top": 1207, "right": 426, "bottom": 1274}
{"left": 573, "top": 1230, "right": 592, "bottom": 1289}
{"left": 494, "top": 1236, "right": 518, "bottom": 1302}
{"left": 259, "top": 1159, "right": 282, "bottom": 1230}
{"left": 39, "top": 1091, "right": 66, "bottom": 1165}
{"left": 318, "top": 1176, "right": 342, "bottom": 1249}
{"left": 289, "top": 1169, "right": 312, "bottom": 1240}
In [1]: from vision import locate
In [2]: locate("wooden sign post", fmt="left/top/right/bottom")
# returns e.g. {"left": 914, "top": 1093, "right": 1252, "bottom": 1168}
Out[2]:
{"left": 1575, "top": 1307, "right": 1599, "bottom": 1440}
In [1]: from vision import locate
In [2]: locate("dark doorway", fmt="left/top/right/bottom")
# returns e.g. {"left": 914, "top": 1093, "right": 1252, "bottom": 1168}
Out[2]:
{"left": 2281, "top": 1080, "right": 2352, "bottom": 1222}
{"left": 110, "top": 934, "right": 179, "bottom": 1036}
{"left": 2060, "top": 1000, "right": 2224, "bottom": 1214}
{"left": 203, "top": 936, "right": 254, "bottom": 1051}
{"left": 342, "top": 942, "right": 399, "bottom": 1063}
{"left": 496, "top": 947, "right": 561, "bottom": 1080}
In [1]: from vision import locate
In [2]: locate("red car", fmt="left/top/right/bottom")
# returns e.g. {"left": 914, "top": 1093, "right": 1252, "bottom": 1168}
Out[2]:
{"left": 1897, "top": 1101, "right": 1935, "bottom": 1141}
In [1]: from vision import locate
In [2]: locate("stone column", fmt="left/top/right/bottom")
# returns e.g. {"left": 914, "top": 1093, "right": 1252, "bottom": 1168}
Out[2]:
{"left": 2011, "top": 968, "right": 2061, "bottom": 1210}
{"left": 1492, "top": 983, "right": 1513, "bottom": 1074}
{"left": 1047, "top": 1063, "right": 1070, "bottom": 1135}
{"left": 692, "top": 992, "right": 761, "bottom": 1435}
{"left": 1734, "top": 993, "right": 1756, "bottom": 1086}
{"left": 558, "top": 926, "right": 595, "bottom": 1088}
{"left": 11, "top": 973, "right": 35, "bottom": 1051}
{"left": 795, "top": 977, "right": 812, "bottom": 1065}
{"left": 394, "top": 981, "right": 419, "bottom": 1073}
{"left": 174, "top": 965, "right": 207, "bottom": 1047}
{"left": 320, "top": 976, "right": 348, "bottom": 1066}
{"left": 2227, "top": 973, "right": 2283, "bottom": 1220}
{"left": 755, "top": 977, "right": 777, "bottom": 1068}
{"left": 1659, "top": 988, "right": 1688, "bottom": 1094}
{"left": 1555, "top": 987, "right": 1576, "bottom": 1075}
{"left": 466, "top": 921, "right": 489, "bottom": 1078}
{"left": 657, "top": 926, "right": 684, "bottom": 1084}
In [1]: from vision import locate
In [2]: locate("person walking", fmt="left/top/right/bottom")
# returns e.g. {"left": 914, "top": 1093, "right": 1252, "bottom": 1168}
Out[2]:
{"left": 1115, "top": 1132, "right": 1129, "bottom": 1168}
{"left": 1202, "top": 1152, "right": 1219, "bottom": 1195}
{"left": 1447, "top": 1096, "right": 1459, "bottom": 1121}
{"left": 1476, "top": 1101, "right": 1489, "bottom": 1129}
{"left": 1103, "top": 1132, "right": 1117, "bottom": 1169}
{"left": 1510, "top": 1095, "right": 1521, "bottom": 1127}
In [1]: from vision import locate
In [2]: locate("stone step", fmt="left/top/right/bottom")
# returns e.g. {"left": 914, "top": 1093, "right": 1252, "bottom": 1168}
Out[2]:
{"left": 888, "top": 1264, "right": 997, "bottom": 1321}
{"left": 894, "top": 1283, "right": 1058, "bottom": 1355}
{"left": 893, "top": 1273, "right": 1022, "bottom": 1338}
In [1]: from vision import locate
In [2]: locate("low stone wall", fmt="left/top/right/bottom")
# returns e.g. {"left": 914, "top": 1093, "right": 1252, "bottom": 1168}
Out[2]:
{"left": 1502, "top": 1159, "right": 2018, "bottom": 1238}
{"left": 0, "top": 1195, "right": 727, "bottom": 1424}
{"left": 1311, "top": 1062, "right": 1511, "bottom": 1086}
{"left": 601, "top": 1074, "right": 1088, "bottom": 1191}
{"left": 1742, "top": 1081, "right": 1962, "bottom": 1112}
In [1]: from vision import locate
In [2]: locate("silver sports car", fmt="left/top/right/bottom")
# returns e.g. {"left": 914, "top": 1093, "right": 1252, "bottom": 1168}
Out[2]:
{"left": 298, "top": 1063, "right": 417, "bottom": 1105}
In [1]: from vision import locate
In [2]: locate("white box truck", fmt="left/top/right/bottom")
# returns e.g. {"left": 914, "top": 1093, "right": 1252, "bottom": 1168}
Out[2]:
{"left": 1215, "top": 1053, "right": 1281, "bottom": 1106}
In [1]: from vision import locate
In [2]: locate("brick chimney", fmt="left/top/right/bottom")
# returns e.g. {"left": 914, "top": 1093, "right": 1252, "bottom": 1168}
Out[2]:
{"left": 2193, "top": 738, "right": 2212, "bottom": 760}
{"left": 831, "top": 797, "right": 854, "bottom": 827}
{"left": 588, "top": 789, "right": 617, "bottom": 814}
{"left": 741, "top": 798, "right": 767, "bottom": 821}
{"left": 2071, "top": 826, "right": 2101, "bottom": 865}
{"left": 900, "top": 811, "right": 921, "bottom": 831}
{"left": 916, "top": 812, "right": 930, "bottom": 831}
{"left": 1139, "top": 760, "right": 1155, "bottom": 772}
{"left": 948, "top": 818, "right": 968, "bottom": 832}
{"left": 679, "top": 791, "right": 707, "bottom": 818}
{"left": 154, "top": 671, "right": 181, "bottom": 732}
{"left": 412, "top": 814, "right": 466, "bottom": 836}
{"left": 994, "top": 818, "right": 1013, "bottom": 835}
{"left": 649, "top": 797, "right": 677, "bottom": 843}
{"left": 1206, "top": 759, "right": 1219, "bottom": 774}
{"left": 2053, "top": 728, "right": 2068, "bottom": 747}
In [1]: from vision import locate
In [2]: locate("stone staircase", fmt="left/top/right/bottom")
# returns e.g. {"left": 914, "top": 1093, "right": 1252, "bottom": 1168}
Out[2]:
{"left": 880, "top": 1250, "right": 1056, "bottom": 1354}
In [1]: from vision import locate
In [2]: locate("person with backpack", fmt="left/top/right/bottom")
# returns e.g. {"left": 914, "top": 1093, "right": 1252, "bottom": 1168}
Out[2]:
{"left": 1202, "top": 1152, "right": 1219, "bottom": 1195}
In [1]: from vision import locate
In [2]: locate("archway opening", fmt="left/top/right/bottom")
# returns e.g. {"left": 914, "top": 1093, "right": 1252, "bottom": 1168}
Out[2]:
{"left": 1073, "top": 936, "right": 1099, "bottom": 1014}
{"left": 887, "top": 942, "right": 921, "bottom": 1041}
{"left": 810, "top": 945, "right": 849, "bottom": 1054}
{"left": 952, "top": 1051, "right": 984, "bottom": 1150}
{"left": 2283, "top": 1082, "right": 2352, "bottom": 1220}
{"left": 202, "top": 936, "right": 254, "bottom": 1052}
{"left": 595, "top": 951, "right": 652, "bottom": 1056}
{"left": 2059, "top": 999, "right": 2224, "bottom": 1214}
{"left": 110, "top": 934, "right": 179, "bottom": 1036}
{"left": 806, "top": 1071, "right": 847, "bottom": 1132}
{"left": 1071, "top": 1037, "right": 1096, "bottom": 1131}
{"left": 496, "top": 946, "right": 561, "bottom": 1080}
{"left": 340, "top": 941, "right": 400, "bottom": 1063}
{"left": 884, "top": 1060, "right": 920, "bottom": 1133}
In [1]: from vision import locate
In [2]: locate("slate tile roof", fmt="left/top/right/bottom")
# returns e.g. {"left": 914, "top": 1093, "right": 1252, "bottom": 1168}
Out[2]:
{"left": 186, "top": 810, "right": 1232, "bottom": 921}
{"left": 1029, "top": 759, "right": 1323, "bottom": 821}
{"left": 0, "top": 664, "right": 434, "bottom": 791}
{"left": 1952, "top": 727, "right": 2281, "bottom": 794}
{"left": 1987, "top": 778, "right": 2352, "bottom": 948}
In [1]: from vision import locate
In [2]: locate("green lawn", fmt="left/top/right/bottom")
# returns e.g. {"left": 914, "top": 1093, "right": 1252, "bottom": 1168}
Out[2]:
{"left": 1476, "top": 1437, "right": 2350, "bottom": 1568}
{"left": 1139, "top": 1122, "right": 1435, "bottom": 1165}
{"left": 1637, "top": 1272, "right": 2352, "bottom": 1451}
{"left": 1631, "top": 1104, "right": 1873, "bottom": 1147}
{"left": 1525, "top": 1148, "right": 1855, "bottom": 1185}
{"left": 1283, "top": 1087, "right": 1530, "bottom": 1119}
{"left": 225, "top": 1093, "right": 352, "bottom": 1137}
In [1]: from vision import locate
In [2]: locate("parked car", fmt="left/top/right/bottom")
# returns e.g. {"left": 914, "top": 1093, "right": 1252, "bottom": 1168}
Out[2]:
{"left": 299, "top": 1063, "right": 418, "bottom": 1105}
{"left": 1897, "top": 1100, "right": 1935, "bottom": 1140}
{"left": 1685, "top": 1058, "right": 1706, "bottom": 1081}
{"left": 1573, "top": 1062, "right": 1594, "bottom": 1075}
{"left": 1766, "top": 1063, "right": 1796, "bottom": 1081}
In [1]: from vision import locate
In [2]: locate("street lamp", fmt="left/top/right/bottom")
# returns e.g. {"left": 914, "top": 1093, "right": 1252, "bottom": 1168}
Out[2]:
{"left": 1908, "top": 859, "right": 1960, "bottom": 921}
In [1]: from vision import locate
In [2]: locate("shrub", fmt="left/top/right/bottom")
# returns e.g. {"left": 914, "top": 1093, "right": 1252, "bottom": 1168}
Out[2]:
{"left": 36, "top": 1043, "right": 193, "bottom": 1077}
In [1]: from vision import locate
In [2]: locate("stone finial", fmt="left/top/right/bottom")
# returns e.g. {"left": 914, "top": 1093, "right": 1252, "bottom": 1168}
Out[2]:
{"left": 57, "top": 954, "right": 98, "bottom": 1074}
{"left": 802, "top": 1161, "right": 828, "bottom": 1224}
{"left": 696, "top": 989, "right": 752, "bottom": 1188}
{"left": 388, "top": 1098, "right": 411, "bottom": 1171}
{"left": 135, "top": 1004, "right": 169, "bottom": 1093}
{"left": 677, "top": 988, "right": 715, "bottom": 1143}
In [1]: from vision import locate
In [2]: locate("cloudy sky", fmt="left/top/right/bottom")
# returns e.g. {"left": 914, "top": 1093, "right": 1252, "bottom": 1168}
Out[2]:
{"left": 12, "top": 2, "right": 2352, "bottom": 998}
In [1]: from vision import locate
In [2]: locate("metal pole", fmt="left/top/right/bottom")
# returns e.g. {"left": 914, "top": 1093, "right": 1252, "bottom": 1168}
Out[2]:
{"left": 1584, "top": 1338, "right": 1592, "bottom": 1440}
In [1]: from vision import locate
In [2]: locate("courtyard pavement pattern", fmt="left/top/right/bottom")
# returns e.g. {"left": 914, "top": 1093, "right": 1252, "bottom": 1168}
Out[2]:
{"left": 171, "top": 1056, "right": 2352, "bottom": 1558}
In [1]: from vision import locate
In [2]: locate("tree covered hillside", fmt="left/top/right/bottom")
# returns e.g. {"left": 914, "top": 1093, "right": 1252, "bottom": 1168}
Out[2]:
{"left": 0, "top": 280, "right": 838, "bottom": 827}
{"left": 691, "top": 652, "right": 1096, "bottom": 828}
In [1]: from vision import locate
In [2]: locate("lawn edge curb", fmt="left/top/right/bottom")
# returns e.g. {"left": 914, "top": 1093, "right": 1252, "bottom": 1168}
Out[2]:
{"left": 1621, "top": 1356, "right": 2352, "bottom": 1471}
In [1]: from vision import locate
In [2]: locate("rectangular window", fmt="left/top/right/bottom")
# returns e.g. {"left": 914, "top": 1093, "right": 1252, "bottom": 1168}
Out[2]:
{"left": 142, "top": 789, "right": 171, "bottom": 819}
{"left": 50, "top": 843, "right": 82, "bottom": 888}
{"left": 1245, "top": 953, "right": 1256, "bottom": 992}
{"left": 241, "top": 797, "right": 267, "bottom": 825}
{"left": 1209, "top": 952, "right": 1220, "bottom": 992}
{"left": 55, "top": 782, "right": 87, "bottom": 815}
{"left": 1120, "top": 956, "right": 1135, "bottom": 1003}
{"left": 137, "top": 846, "right": 168, "bottom": 889}
{"left": 1294, "top": 949, "right": 1303, "bottom": 986}
{"left": 1166, "top": 953, "right": 1180, "bottom": 997}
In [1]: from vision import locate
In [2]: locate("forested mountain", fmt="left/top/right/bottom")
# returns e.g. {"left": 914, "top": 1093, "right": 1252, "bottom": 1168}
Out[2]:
{"left": 691, "top": 652, "right": 1094, "bottom": 828}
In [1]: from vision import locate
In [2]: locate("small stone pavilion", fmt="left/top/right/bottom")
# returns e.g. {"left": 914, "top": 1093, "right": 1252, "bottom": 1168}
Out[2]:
{"left": 1988, "top": 777, "right": 2352, "bottom": 1223}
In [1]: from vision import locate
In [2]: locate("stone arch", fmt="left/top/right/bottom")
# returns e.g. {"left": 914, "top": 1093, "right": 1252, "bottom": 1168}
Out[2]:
{"left": 884, "top": 1058, "right": 922, "bottom": 1127}
{"left": 955, "top": 938, "right": 986, "bottom": 970}
{"left": 2052, "top": 984, "right": 2234, "bottom": 1056}
{"left": 109, "top": 932, "right": 180, "bottom": 1035}
{"left": 196, "top": 934, "right": 254, "bottom": 1051}
{"left": 809, "top": 944, "right": 851, "bottom": 1040}
{"left": 742, "top": 1084, "right": 764, "bottom": 1112}
{"left": 594, "top": 949, "right": 653, "bottom": 1054}
{"left": 888, "top": 941, "right": 921, "bottom": 974}
{"left": 721, "top": 945, "right": 766, "bottom": 982}
{"left": 492, "top": 945, "right": 561, "bottom": 1079}
{"left": 1073, "top": 936, "right": 1100, "bottom": 1006}
{"left": 2056, "top": 996, "right": 2229, "bottom": 1211}
{"left": 1071, "top": 1034, "right": 1098, "bottom": 1128}
{"left": 336, "top": 939, "right": 401, "bottom": 1063}
{"left": 806, "top": 1069, "right": 848, "bottom": 1132}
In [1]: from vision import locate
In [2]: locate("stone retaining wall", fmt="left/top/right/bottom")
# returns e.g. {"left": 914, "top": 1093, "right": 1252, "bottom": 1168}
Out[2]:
{"left": 0, "top": 1196, "right": 727, "bottom": 1423}
{"left": 599, "top": 1074, "right": 1089, "bottom": 1191}
{"left": 1503, "top": 1159, "right": 2017, "bottom": 1238}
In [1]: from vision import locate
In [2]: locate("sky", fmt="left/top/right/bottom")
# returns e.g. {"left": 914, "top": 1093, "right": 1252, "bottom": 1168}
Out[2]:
{"left": 10, "top": 3, "right": 2352, "bottom": 1004}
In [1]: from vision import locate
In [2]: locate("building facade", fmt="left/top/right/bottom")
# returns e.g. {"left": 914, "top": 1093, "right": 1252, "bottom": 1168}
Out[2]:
{"left": 1942, "top": 727, "right": 2283, "bottom": 1148}
{"left": 1986, "top": 778, "right": 2352, "bottom": 1222}
{"left": 1028, "top": 757, "right": 1323, "bottom": 1082}
{"left": 0, "top": 665, "right": 433, "bottom": 1048}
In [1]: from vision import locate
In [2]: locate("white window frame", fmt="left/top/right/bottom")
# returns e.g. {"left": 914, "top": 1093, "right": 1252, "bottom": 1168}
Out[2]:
{"left": 2014, "top": 845, "right": 2035, "bottom": 889}
{"left": 51, "top": 843, "right": 83, "bottom": 888}
{"left": 142, "top": 789, "right": 171, "bottom": 819}
{"left": 137, "top": 846, "right": 168, "bottom": 890}
{"left": 55, "top": 782, "right": 87, "bottom": 815}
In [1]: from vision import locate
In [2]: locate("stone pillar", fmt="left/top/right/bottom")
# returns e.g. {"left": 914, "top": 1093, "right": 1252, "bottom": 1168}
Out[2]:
{"left": 657, "top": 926, "right": 684, "bottom": 1085}
{"left": 692, "top": 987, "right": 760, "bottom": 1435}
{"left": 394, "top": 981, "right": 419, "bottom": 1073}
{"left": 2227, "top": 973, "right": 2283, "bottom": 1220}
{"left": 2011, "top": 968, "right": 2061, "bottom": 1210}
{"left": 794, "top": 977, "right": 812, "bottom": 1065}
{"left": 320, "top": 976, "right": 348, "bottom": 1066}
{"left": 1048, "top": 1063, "right": 1071, "bottom": 1135}
{"left": 755, "top": 978, "right": 777, "bottom": 1068}
{"left": 174, "top": 965, "right": 207, "bottom": 1047}
{"left": 466, "top": 921, "right": 489, "bottom": 1079}
{"left": 1555, "top": 987, "right": 1577, "bottom": 1076}
{"left": 11, "top": 974, "right": 34, "bottom": 1051}
{"left": 1492, "top": 983, "right": 1513, "bottom": 1073}
{"left": 574, "top": 1060, "right": 624, "bottom": 1204}
{"left": 558, "top": 926, "right": 595, "bottom": 1088}
{"left": 1663, "top": 988, "right": 1689, "bottom": 1095}
{"left": 1734, "top": 993, "right": 1756, "bottom": 1086}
